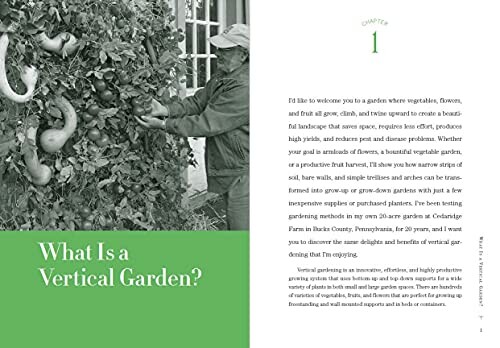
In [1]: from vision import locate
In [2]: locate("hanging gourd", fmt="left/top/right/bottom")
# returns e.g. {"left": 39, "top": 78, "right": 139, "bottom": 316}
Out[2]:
{"left": 24, "top": 127, "right": 52, "bottom": 186}
{"left": 40, "top": 96, "right": 78, "bottom": 153}
{"left": 35, "top": 32, "right": 79, "bottom": 58}
{"left": 0, "top": 33, "right": 38, "bottom": 103}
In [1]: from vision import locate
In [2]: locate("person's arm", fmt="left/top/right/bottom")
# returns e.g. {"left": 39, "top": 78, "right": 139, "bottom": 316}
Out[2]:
{"left": 167, "top": 84, "right": 212, "bottom": 118}
{"left": 136, "top": 86, "right": 214, "bottom": 128}
{"left": 163, "top": 82, "right": 249, "bottom": 137}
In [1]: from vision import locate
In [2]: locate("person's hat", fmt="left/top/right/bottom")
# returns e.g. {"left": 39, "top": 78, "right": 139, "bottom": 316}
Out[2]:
{"left": 208, "top": 24, "right": 249, "bottom": 50}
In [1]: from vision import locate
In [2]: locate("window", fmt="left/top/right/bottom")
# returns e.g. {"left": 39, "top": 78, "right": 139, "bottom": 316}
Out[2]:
{"left": 183, "top": 0, "right": 225, "bottom": 90}
{"left": 175, "top": 0, "right": 247, "bottom": 92}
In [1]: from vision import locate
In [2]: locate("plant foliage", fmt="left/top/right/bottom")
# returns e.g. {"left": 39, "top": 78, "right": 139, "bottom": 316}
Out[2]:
{"left": 0, "top": 0, "right": 195, "bottom": 230}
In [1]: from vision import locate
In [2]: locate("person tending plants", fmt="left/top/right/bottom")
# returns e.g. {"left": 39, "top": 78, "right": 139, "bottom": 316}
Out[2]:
{"left": 135, "top": 24, "right": 250, "bottom": 231}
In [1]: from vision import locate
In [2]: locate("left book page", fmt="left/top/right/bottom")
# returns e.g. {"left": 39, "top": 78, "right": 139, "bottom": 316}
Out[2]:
{"left": 0, "top": 1, "right": 249, "bottom": 347}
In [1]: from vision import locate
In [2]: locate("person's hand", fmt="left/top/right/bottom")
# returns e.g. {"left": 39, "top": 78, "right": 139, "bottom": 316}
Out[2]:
{"left": 134, "top": 115, "right": 165, "bottom": 130}
{"left": 148, "top": 98, "right": 169, "bottom": 117}
{"left": 135, "top": 98, "right": 170, "bottom": 129}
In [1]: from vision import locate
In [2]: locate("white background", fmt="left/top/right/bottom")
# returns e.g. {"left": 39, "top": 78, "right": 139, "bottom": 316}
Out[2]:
{"left": 250, "top": 1, "right": 500, "bottom": 347}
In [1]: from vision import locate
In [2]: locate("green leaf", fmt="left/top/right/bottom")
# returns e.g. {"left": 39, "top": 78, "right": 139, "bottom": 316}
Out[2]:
{"left": 0, "top": 139, "right": 15, "bottom": 156}
{"left": 59, "top": 165, "right": 74, "bottom": 183}
{"left": 131, "top": 217, "right": 153, "bottom": 230}
{"left": 159, "top": 51, "right": 174, "bottom": 64}
{"left": 76, "top": 13, "right": 87, "bottom": 26}
{"left": 48, "top": 7, "right": 62, "bottom": 22}
{"left": 82, "top": 162, "right": 96, "bottom": 173}
{"left": 99, "top": 108, "right": 119, "bottom": 118}
{"left": 41, "top": 85, "right": 50, "bottom": 96}
{"left": 63, "top": 14, "right": 72, "bottom": 25}
{"left": 122, "top": 50, "right": 137, "bottom": 59}
{"left": 55, "top": 158, "right": 63, "bottom": 171}
{"left": 108, "top": 52, "right": 122, "bottom": 61}
{"left": 97, "top": 178, "right": 115, "bottom": 189}
{"left": 49, "top": 106, "right": 62, "bottom": 119}
{"left": 107, "top": 117, "right": 121, "bottom": 130}
{"left": 15, "top": 42, "right": 25, "bottom": 55}
{"left": 96, "top": 117, "right": 106, "bottom": 129}
{"left": 35, "top": 99, "right": 44, "bottom": 109}
{"left": 34, "top": 17, "right": 48, "bottom": 28}
{"left": 99, "top": 50, "right": 107, "bottom": 64}
{"left": 127, "top": 155, "right": 141, "bottom": 161}
{"left": 24, "top": 26, "right": 40, "bottom": 35}
{"left": 119, "top": 197, "right": 128, "bottom": 208}
{"left": 0, "top": 4, "right": 11, "bottom": 17}
{"left": 95, "top": 158, "right": 109, "bottom": 168}
{"left": 0, "top": 23, "right": 10, "bottom": 32}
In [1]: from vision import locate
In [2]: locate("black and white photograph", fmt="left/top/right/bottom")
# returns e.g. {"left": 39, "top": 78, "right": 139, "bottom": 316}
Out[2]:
{"left": 0, "top": 0, "right": 249, "bottom": 231}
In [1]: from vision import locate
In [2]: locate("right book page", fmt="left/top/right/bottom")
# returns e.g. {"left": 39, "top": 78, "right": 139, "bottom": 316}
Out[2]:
{"left": 251, "top": 0, "right": 499, "bottom": 346}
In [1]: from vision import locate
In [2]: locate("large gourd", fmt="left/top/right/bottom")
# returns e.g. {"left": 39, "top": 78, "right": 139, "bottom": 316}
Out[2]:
{"left": 36, "top": 32, "right": 79, "bottom": 58}
{"left": 0, "top": 33, "right": 38, "bottom": 103}
{"left": 40, "top": 96, "right": 78, "bottom": 153}
{"left": 24, "top": 127, "right": 52, "bottom": 186}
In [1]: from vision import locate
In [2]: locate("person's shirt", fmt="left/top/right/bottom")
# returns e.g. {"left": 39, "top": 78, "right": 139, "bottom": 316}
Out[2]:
{"left": 163, "top": 62, "right": 249, "bottom": 138}
{"left": 163, "top": 62, "right": 249, "bottom": 190}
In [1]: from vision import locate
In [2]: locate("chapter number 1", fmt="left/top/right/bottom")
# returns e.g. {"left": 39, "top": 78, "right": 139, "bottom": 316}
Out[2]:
{"left": 372, "top": 31, "right": 378, "bottom": 53}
